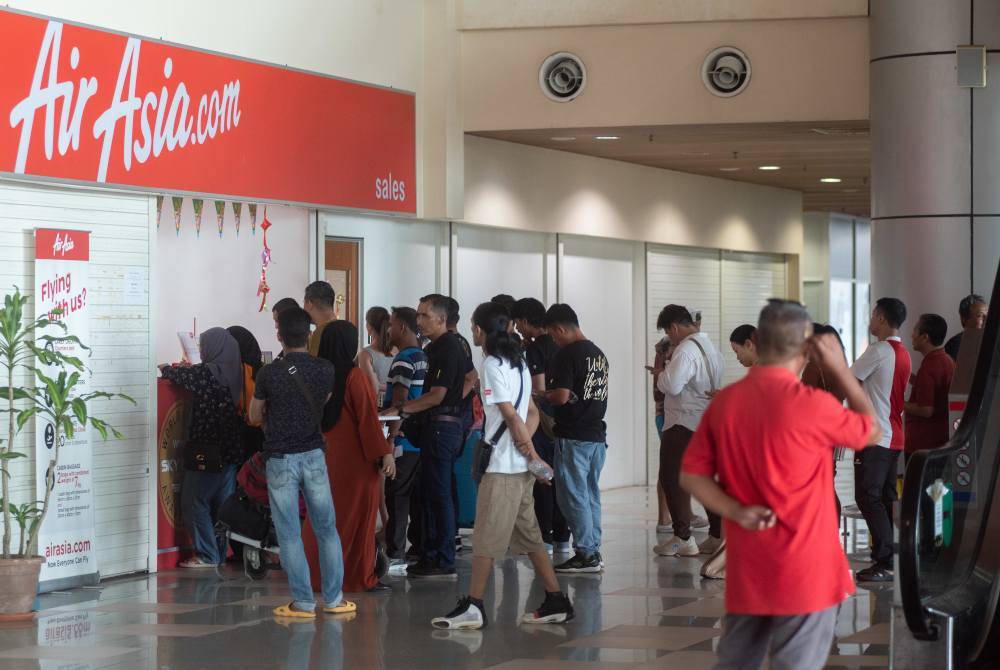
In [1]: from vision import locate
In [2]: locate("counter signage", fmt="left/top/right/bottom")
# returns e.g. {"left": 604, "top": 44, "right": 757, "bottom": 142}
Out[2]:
{"left": 0, "top": 9, "right": 416, "bottom": 213}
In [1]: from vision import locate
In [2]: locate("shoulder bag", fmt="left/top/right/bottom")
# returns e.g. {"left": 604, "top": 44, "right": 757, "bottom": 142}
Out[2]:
{"left": 688, "top": 336, "right": 719, "bottom": 396}
{"left": 472, "top": 365, "right": 525, "bottom": 485}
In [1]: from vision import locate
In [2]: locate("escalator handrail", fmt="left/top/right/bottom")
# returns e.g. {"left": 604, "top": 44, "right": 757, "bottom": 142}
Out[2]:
{"left": 900, "top": 446, "right": 937, "bottom": 639}
{"left": 900, "top": 261, "right": 1000, "bottom": 640}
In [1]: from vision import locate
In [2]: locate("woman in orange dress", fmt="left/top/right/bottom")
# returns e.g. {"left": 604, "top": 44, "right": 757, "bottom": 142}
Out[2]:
{"left": 303, "top": 320, "right": 395, "bottom": 593}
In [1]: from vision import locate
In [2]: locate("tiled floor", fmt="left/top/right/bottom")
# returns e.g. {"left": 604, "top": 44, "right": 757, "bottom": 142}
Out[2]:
{"left": 0, "top": 487, "right": 892, "bottom": 669}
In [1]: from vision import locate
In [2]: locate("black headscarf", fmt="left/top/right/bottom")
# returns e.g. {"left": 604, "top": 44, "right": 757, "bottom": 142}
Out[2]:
{"left": 227, "top": 326, "right": 263, "bottom": 379}
{"left": 317, "top": 320, "right": 359, "bottom": 431}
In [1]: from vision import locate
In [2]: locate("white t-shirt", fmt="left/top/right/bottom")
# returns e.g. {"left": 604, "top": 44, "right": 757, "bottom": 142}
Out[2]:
{"left": 480, "top": 355, "right": 532, "bottom": 474}
{"left": 850, "top": 338, "right": 898, "bottom": 448}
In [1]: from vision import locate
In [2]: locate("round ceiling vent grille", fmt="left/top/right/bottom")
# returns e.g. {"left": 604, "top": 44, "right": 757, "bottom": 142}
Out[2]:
{"left": 539, "top": 52, "right": 587, "bottom": 102}
{"left": 701, "top": 46, "right": 751, "bottom": 97}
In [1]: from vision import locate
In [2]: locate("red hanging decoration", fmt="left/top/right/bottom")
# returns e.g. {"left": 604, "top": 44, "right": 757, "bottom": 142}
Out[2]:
{"left": 256, "top": 208, "right": 273, "bottom": 312}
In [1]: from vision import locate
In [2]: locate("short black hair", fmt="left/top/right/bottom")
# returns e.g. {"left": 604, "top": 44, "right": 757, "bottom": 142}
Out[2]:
{"left": 512, "top": 297, "right": 547, "bottom": 327}
{"left": 272, "top": 297, "right": 300, "bottom": 315}
{"left": 277, "top": 307, "right": 312, "bottom": 349}
{"left": 419, "top": 293, "right": 452, "bottom": 322}
{"left": 917, "top": 313, "right": 948, "bottom": 346}
{"left": 875, "top": 297, "right": 907, "bottom": 329}
{"left": 757, "top": 299, "right": 811, "bottom": 360}
{"left": 729, "top": 324, "right": 757, "bottom": 345}
{"left": 391, "top": 306, "right": 419, "bottom": 336}
{"left": 446, "top": 297, "right": 460, "bottom": 328}
{"left": 656, "top": 304, "right": 694, "bottom": 331}
{"left": 491, "top": 294, "right": 516, "bottom": 316}
{"left": 304, "top": 281, "right": 335, "bottom": 308}
{"left": 959, "top": 294, "right": 987, "bottom": 320}
{"left": 543, "top": 303, "right": 579, "bottom": 329}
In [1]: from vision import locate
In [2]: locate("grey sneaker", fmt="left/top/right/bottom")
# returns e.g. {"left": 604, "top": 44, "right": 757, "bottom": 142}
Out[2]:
{"left": 386, "top": 558, "right": 408, "bottom": 576}
{"left": 432, "top": 597, "right": 486, "bottom": 630}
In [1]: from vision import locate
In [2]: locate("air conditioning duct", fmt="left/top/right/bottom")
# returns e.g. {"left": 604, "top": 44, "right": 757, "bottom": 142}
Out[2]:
{"left": 702, "top": 47, "right": 751, "bottom": 97}
{"left": 539, "top": 52, "right": 587, "bottom": 102}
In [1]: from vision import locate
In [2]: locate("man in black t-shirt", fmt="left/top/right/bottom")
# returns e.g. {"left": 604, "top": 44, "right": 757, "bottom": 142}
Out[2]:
{"left": 538, "top": 304, "right": 609, "bottom": 574}
{"left": 513, "top": 297, "right": 571, "bottom": 552}
{"left": 385, "top": 294, "right": 471, "bottom": 579}
{"left": 249, "top": 307, "right": 353, "bottom": 618}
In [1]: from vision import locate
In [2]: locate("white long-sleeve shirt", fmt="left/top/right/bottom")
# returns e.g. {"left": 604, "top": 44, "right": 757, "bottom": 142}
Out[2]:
{"left": 657, "top": 332, "right": 725, "bottom": 432}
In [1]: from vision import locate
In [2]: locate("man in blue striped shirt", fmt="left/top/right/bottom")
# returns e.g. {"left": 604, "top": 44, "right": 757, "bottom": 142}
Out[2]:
{"left": 383, "top": 306, "right": 429, "bottom": 572}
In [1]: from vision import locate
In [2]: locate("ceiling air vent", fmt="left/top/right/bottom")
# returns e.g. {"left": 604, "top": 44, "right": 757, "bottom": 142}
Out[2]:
{"left": 539, "top": 52, "right": 586, "bottom": 102}
{"left": 701, "top": 47, "right": 751, "bottom": 97}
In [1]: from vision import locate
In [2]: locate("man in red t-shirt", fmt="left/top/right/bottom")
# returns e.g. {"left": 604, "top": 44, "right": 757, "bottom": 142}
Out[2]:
{"left": 681, "top": 300, "right": 881, "bottom": 670}
{"left": 905, "top": 313, "right": 956, "bottom": 459}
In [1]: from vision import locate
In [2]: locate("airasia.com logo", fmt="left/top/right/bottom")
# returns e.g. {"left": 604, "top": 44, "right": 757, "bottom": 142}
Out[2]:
{"left": 9, "top": 21, "right": 242, "bottom": 182}
{"left": 51, "top": 231, "right": 75, "bottom": 257}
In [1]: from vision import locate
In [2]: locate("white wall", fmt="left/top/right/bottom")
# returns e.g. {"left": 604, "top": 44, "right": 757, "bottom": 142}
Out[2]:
{"left": 464, "top": 136, "right": 803, "bottom": 255}
{"left": 561, "top": 236, "right": 647, "bottom": 489}
{"left": 321, "top": 212, "right": 448, "bottom": 317}
{"left": 5, "top": 1, "right": 421, "bottom": 92}
{"left": 452, "top": 224, "right": 552, "bottom": 369}
{"left": 155, "top": 204, "right": 310, "bottom": 364}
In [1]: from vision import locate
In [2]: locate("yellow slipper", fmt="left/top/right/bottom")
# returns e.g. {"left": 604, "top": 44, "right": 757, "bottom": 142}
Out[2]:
{"left": 323, "top": 600, "right": 358, "bottom": 615}
{"left": 273, "top": 603, "right": 317, "bottom": 619}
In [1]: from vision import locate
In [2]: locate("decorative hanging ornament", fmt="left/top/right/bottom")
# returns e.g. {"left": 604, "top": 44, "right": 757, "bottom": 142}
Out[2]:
{"left": 155, "top": 195, "right": 164, "bottom": 230}
{"left": 214, "top": 200, "right": 226, "bottom": 238}
{"left": 171, "top": 196, "right": 183, "bottom": 236}
{"left": 248, "top": 203, "right": 258, "bottom": 235}
{"left": 232, "top": 202, "right": 242, "bottom": 236}
{"left": 256, "top": 208, "right": 273, "bottom": 312}
{"left": 192, "top": 199, "right": 204, "bottom": 237}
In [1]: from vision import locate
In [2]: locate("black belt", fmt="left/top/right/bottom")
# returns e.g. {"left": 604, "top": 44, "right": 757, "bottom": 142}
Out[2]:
{"left": 430, "top": 414, "right": 463, "bottom": 425}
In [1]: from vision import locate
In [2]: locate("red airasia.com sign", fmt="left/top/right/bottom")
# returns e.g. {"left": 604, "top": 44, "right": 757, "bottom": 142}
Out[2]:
{"left": 0, "top": 9, "right": 416, "bottom": 213}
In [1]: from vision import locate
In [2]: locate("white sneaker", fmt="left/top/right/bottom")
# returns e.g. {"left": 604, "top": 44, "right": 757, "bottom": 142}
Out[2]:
{"left": 699, "top": 536, "right": 724, "bottom": 555}
{"left": 386, "top": 558, "right": 408, "bottom": 576}
{"left": 432, "top": 597, "right": 486, "bottom": 630}
{"left": 692, "top": 516, "right": 710, "bottom": 530}
{"left": 653, "top": 535, "right": 699, "bottom": 557}
{"left": 655, "top": 524, "right": 672, "bottom": 534}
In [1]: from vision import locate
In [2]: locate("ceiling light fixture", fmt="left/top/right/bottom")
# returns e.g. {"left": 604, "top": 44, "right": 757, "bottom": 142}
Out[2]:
{"left": 757, "top": 165, "right": 780, "bottom": 171}
{"left": 719, "top": 167, "right": 741, "bottom": 172}
{"left": 820, "top": 177, "right": 842, "bottom": 183}
{"left": 594, "top": 135, "right": 620, "bottom": 140}
{"left": 550, "top": 136, "right": 576, "bottom": 142}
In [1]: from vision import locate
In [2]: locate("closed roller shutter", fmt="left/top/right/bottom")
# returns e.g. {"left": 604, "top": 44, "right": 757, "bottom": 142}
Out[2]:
{"left": 645, "top": 245, "right": 721, "bottom": 485}
{"left": 0, "top": 181, "right": 152, "bottom": 578}
{"left": 720, "top": 251, "right": 787, "bottom": 385}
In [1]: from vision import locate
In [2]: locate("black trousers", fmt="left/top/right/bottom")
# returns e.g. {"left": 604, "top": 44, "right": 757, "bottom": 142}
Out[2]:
{"left": 532, "top": 433, "right": 570, "bottom": 543}
{"left": 854, "top": 446, "right": 900, "bottom": 567}
{"left": 385, "top": 451, "right": 421, "bottom": 559}
{"left": 659, "top": 425, "right": 721, "bottom": 541}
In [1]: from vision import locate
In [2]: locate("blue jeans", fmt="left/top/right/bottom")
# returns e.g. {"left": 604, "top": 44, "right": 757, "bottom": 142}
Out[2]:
{"left": 554, "top": 439, "right": 607, "bottom": 556}
{"left": 181, "top": 465, "right": 236, "bottom": 564}
{"left": 419, "top": 419, "right": 465, "bottom": 569}
{"left": 266, "top": 449, "right": 344, "bottom": 612}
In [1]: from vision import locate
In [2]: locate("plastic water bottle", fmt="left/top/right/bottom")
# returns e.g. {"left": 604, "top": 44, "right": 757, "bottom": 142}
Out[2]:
{"left": 528, "top": 459, "right": 554, "bottom": 481}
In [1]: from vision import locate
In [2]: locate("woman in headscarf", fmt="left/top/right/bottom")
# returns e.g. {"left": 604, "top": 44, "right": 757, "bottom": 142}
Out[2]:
{"left": 303, "top": 320, "right": 396, "bottom": 592}
{"left": 226, "top": 325, "right": 265, "bottom": 458}
{"left": 159, "top": 327, "right": 244, "bottom": 568}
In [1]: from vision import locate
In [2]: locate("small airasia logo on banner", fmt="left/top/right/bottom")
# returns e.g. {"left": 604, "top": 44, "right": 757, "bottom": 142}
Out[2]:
{"left": 33, "top": 228, "right": 96, "bottom": 583}
{"left": 0, "top": 9, "right": 416, "bottom": 213}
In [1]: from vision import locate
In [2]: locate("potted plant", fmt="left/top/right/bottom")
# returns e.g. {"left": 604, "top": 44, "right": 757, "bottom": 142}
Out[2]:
{"left": 0, "top": 288, "right": 132, "bottom": 619}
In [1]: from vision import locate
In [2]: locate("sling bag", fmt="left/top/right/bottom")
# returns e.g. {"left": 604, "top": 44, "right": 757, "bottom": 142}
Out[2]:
{"left": 472, "top": 363, "right": 525, "bottom": 485}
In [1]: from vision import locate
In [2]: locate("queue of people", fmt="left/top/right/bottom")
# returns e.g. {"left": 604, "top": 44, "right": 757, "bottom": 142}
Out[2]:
{"left": 158, "top": 280, "right": 984, "bottom": 650}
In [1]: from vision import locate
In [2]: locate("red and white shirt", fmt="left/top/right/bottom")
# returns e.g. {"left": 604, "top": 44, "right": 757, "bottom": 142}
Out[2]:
{"left": 851, "top": 336, "right": 912, "bottom": 449}
{"left": 682, "top": 366, "right": 872, "bottom": 615}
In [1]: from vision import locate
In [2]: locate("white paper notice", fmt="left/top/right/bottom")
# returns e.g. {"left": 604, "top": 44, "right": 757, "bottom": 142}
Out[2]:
{"left": 123, "top": 269, "right": 144, "bottom": 305}
{"left": 177, "top": 332, "right": 201, "bottom": 364}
